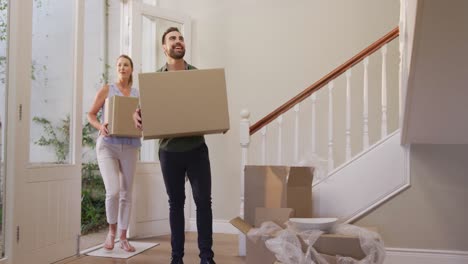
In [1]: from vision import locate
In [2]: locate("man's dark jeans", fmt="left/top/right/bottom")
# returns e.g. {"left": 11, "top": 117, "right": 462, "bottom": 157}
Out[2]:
{"left": 159, "top": 143, "right": 214, "bottom": 260}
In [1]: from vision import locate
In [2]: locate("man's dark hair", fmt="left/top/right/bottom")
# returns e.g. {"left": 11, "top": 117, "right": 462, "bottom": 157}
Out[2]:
{"left": 162, "top": 27, "right": 181, "bottom": 45}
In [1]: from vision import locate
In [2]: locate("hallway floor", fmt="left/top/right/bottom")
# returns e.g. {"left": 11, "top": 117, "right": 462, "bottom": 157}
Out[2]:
{"left": 57, "top": 232, "right": 245, "bottom": 264}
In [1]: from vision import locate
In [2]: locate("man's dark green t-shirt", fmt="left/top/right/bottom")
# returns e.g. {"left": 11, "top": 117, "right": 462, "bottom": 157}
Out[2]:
{"left": 156, "top": 62, "right": 205, "bottom": 152}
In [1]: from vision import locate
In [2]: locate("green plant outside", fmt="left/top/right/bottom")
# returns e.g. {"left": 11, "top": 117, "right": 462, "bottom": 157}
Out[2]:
{"left": 32, "top": 114, "right": 107, "bottom": 234}
{"left": 81, "top": 162, "right": 107, "bottom": 234}
{"left": 32, "top": 116, "right": 70, "bottom": 163}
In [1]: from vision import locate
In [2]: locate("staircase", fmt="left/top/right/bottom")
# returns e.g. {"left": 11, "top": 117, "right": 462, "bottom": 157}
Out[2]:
{"left": 238, "top": 24, "right": 409, "bottom": 255}
{"left": 237, "top": 1, "right": 468, "bottom": 261}
{"left": 241, "top": 24, "right": 407, "bottom": 215}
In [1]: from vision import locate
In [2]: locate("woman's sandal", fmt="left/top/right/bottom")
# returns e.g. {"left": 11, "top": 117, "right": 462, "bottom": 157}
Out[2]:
{"left": 103, "top": 232, "right": 115, "bottom": 250}
{"left": 120, "top": 239, "right": 136, "bottom": 252}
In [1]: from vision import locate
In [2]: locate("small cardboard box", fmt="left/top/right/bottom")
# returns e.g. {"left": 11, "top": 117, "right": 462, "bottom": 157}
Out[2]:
{"left": 248, "top": 208, "right": 294, "bottom": 264}
{"left": 138, "top": 68, "right": 230, "bottom": 140}
{"left": 104, "top": 96, "right": 141, "bottom": 137}
{"left": 244, "top": 166, "right": 314, "bottom": 227}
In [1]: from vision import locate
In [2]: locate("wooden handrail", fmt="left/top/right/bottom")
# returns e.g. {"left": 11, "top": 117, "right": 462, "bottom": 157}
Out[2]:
{"left": 250, "top": 26, "right": 399, "bottom": 135}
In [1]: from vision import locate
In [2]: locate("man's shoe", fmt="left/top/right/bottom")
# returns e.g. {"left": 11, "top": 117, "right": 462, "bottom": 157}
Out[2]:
{"left": 200, "top": 258, "right": 216, "bottom": 264}
{"left": 170, "top": 257, "right": 184, "bottom": 264}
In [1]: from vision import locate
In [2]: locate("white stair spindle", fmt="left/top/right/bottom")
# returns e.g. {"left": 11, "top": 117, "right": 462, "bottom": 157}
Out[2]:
{"left": 260, "top": 126, "right": 267, "bottom": 165}
{"left": 294, "top": 104, "right": 300, "bottom": 164}
{"left": 239, "top": 109, "right": 250, "bottom": 256}
{"left": 277, "top": 115, "right": 283, "bottom": 165}
{"left": 381, "top": 45, "right": 388, "bottom": 138}
{"left": 311, "top": 94, "right": 317, "bottom": 155}
{"left": 363, "top": 57, "right": 370, "bottom": 149}
{"left": 141, "top": 140, "right": 157, "bottom": 161}
{"left": 345, "top": 70, "right": 352, "bottom": 161}
{"left": 328, "top": 82, "right": 334, "bottom": 171}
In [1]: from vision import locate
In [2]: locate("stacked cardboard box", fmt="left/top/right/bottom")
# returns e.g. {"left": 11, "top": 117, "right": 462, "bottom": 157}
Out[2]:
{"left": 235, "top": 165, "right": 370, "bottom": 264}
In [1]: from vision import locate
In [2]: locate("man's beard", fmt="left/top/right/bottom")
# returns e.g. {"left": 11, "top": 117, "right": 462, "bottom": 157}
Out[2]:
{"left": 168, "top": 48, "right": 185, "bottom": 59}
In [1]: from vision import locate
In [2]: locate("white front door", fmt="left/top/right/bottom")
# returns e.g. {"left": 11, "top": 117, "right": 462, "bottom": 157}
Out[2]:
{"left": 8, "top": 0, "right": 84, "bottom": 263}
{"left": 123, "top": 0, "right": 193, "bottom": 238}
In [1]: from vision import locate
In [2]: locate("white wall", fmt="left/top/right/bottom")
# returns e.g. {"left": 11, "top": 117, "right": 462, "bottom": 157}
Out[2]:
{"left": 356, "top": 144, "right": 468, "bottom": 251}
{"left": 155, "top": 0, "right": 400, "bottom": 220}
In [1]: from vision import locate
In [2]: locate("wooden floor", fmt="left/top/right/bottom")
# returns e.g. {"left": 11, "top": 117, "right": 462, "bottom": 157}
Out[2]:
{"left": 57, "top": 232, "right": 245, "bottom": 264}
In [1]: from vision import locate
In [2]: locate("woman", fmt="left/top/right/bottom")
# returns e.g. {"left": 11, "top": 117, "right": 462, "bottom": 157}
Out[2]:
{"left": 87, "top": 54, "right": 141, "bottom": 252}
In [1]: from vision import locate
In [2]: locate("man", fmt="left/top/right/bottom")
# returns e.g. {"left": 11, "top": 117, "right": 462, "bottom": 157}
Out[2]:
{"left": 133, "top": 27, "right": 216, "bottom": 264}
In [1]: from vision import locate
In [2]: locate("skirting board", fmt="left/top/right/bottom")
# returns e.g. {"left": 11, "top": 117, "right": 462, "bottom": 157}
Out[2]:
{"left": 187, "top": 218, "right": 238, "bottom": 234}
{"left": 385, "top": 248, "right": 468, "bottom": 264}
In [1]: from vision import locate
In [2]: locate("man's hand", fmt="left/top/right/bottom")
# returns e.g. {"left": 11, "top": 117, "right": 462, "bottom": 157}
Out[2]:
{"left": 133, "top": 108, "right": 143, "bottom": 130}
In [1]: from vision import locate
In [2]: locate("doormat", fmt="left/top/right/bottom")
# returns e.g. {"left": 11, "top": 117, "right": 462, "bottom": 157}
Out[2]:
{"left": 85, "top": 241, "right": 159, "bottom": 259}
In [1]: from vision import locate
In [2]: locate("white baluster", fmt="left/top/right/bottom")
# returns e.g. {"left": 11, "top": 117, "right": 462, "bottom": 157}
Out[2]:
{"left": 381, "top": 45, "right": 388, "bottom": 138}
{"left": 294, "top": 104, "right": 300, "bottom": 164}
{"left": 311, "top": 94, "right": 317, "bottom": 155}
{"left": 140, "top": 141, "right": 156, "bottom": 161}
{"left": 277, "top": 115, "right": 283, "bottom": 165}
{"left": 260, "top": 126, "right": 267, "bottom": 165}
{"left": 328, "top": 82, "right": 334, "bottom": 171}
{"left": 363, "top": 57, "right": 370, "bottom": 149}
{"left": 345, "top": 70, "right": 352, "bottom": 161}
{"left": 239, "top": 109, "right": 250, "bottom": 256}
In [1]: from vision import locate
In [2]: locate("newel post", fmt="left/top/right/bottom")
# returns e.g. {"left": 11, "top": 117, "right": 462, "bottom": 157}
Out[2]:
{"left": 238, "top": 109, "right": 250, "bottom": 256}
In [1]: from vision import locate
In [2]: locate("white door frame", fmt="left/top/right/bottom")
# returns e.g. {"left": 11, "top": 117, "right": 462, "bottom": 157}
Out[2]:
{"left": 4, "top": 0, "right": 84, "bottom": 263}
{"left": 123, "top": 0, "right": 193, "bottom": 238}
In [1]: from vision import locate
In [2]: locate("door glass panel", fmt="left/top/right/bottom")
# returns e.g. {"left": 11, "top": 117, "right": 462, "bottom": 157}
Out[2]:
{"left": 0, "top": 0, "right": 8, "bottom": 257}
{"left": 29, "top": 0, "right": 75, "bottom": 164}
{"left": 139, "top": 14, "right": 182, "bottom": 162}
{"left": 140, "top": 15, "right": 183, "bottom": 84}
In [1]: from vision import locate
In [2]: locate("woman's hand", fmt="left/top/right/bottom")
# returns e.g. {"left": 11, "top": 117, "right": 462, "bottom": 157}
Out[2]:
{"left": 133, "top": 108, "right": 143, "bottom": 130}
{"left": 100, "top": 123, "right": 109, "bottom": 136}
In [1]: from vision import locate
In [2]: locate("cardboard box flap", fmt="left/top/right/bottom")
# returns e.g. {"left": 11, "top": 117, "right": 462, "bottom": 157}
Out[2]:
{"left": 314, "top": 234, "right": 365, "bottom": 260}
{"left": 287, "top": 167, "right": 314, "bottom": 186}
{"left": 231, "top": 209, "right": 294, "bottom": 264}
{"left": 244, "top": 166, "right": 287, "bottom": 225}
{"left": 230, "top": 207, "right": 294, "bottom": 236}
{"left": 286, "top": 167, "right": 314, "bottom": 218}
{"left": 244, "top": 165, "right": 313, "bottom": 225}
{"left": 230, "top": 217, "right": 253, "bottom": 235}
{"left": 254, "top": 208, "right": 294, "bottom": 227}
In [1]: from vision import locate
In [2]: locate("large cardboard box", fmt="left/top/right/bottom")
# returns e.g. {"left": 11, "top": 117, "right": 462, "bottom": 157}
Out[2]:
{"left": 244, "top": 166, "right": 314, "bottom": 227}
{"left": 104, "top": 95, "right": 141, "bottom": 137}
{"left": 138, "top": 68, "right": 230, "bottom": 140}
